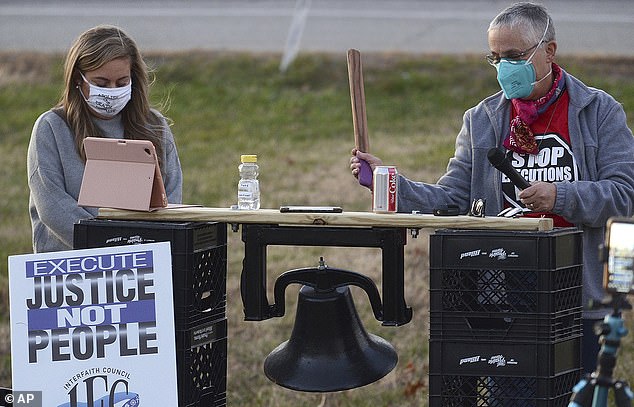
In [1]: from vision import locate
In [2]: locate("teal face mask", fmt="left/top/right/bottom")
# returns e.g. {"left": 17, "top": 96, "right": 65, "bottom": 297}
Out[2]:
{"left": 495, "top": 58, "right": 537, "bottom": 99}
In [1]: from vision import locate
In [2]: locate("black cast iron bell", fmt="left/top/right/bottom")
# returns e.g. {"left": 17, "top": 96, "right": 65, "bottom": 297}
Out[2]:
{"left": 263, "top": 258, "right": 398, "bottom": 392}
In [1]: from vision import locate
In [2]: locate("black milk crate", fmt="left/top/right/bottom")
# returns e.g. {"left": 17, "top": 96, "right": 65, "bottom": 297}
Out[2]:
{"left": 429, "top": 336, "right": 581, "bottom": 407}
{"left": 74, "top": 219, "right": 227, "bottom": 329}
{"left": 176, "top": 318, "right": 228, "bottom": 407}
{"left": 429, "top": 369, "right": 581, "bottom": 407}
{"left": 74, "top": 219, "right": 229, "bottom": 407}
{"left": 430, "top": 228, "right": 582, "bottom": 321}
{"left": 428, "top": 228, "right": 583, "bottom": 406}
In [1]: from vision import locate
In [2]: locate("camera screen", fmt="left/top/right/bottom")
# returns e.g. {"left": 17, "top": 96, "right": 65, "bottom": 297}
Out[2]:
{"left": 605, "top": 218, "right": 634, "bottom": 294}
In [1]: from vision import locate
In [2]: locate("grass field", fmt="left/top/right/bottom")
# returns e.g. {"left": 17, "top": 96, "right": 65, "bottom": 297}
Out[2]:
{"left": 2, "top": 51, "right": 634, "bottom": 406}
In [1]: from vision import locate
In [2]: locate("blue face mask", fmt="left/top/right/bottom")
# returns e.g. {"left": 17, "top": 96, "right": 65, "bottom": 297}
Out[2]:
{"left": 494, "top": 20, "right": 550, "bottom": 100}
{"left": 495, "top": 58, "right": 537, "bottom": 99}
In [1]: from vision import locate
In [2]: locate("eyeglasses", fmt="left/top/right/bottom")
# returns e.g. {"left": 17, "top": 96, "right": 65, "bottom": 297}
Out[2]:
{"left": 486, "top": 42, "right": 540, "bottom": 66}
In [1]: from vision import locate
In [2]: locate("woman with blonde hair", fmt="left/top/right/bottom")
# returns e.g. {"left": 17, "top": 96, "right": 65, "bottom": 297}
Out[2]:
{"left": 27, "top": 25, "right": 182, "bottom": 252}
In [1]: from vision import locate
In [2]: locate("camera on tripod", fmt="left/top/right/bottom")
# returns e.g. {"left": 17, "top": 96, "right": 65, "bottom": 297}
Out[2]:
{"left": 603, "top": 217, "right": 634, "bottom": 295}
{"left": 568, "top": 217, "right": 634, "bottom": 407}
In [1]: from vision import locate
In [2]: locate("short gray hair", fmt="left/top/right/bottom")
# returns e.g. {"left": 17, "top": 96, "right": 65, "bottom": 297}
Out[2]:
{"left": 488, "top": 2, "right": 555, "bottom": 45}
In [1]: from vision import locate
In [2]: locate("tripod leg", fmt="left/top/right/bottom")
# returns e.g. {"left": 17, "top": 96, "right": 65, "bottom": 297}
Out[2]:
{"left": 568, "top": 377, "right": 595, "bottom": 407}
{"left": 613, "top": 381, "right": 633, "bottom": 407}
{"left": 593, "top": 386, "right": 610, "bottom": 407}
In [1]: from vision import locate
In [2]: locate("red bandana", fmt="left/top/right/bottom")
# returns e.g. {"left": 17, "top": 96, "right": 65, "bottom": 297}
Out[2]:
{"left": 503, "top": 64, "right": 563, "bottom": 155}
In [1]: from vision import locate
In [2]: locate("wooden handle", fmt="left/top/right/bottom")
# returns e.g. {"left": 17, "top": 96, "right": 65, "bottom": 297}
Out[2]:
{"left": 347, "top": 49, "right": 369, "bottom": 153}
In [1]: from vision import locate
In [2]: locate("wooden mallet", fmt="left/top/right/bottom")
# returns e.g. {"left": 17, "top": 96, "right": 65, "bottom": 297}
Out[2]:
{"left": 347, "top": 48, "right": 373, "bottom": 188}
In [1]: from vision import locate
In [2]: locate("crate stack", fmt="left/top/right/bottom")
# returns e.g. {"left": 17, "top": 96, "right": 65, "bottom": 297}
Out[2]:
{"left": 428, "top": 228, "right": 583, "bottom": 407}
{"left": 74, "top": 219, "right": 228, "bottom": 407}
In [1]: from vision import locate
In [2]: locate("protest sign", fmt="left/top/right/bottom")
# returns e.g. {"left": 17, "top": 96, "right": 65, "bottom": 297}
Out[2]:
{"left": 9, "top": 242, "right": 178, "bottom": 407}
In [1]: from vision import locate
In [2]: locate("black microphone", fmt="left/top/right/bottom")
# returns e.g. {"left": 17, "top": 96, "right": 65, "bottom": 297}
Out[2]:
{"left": 487, "top": 148, "right": 531, "bottom": 190}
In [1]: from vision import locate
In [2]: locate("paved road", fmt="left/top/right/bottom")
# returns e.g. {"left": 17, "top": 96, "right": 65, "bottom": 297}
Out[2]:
{"left": 1, "top": 0, "right": 633, "bottom": 57}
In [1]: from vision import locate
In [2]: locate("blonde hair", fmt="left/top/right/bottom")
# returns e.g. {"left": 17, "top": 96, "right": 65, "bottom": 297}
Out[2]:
{"left": 59, "top": 25, "right": 165, "bottom": 164}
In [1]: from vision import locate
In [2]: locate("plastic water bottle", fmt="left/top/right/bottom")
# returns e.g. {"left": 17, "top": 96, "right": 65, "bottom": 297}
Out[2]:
{"left": 237, "top": 154, "right": 260, "bottom": 210}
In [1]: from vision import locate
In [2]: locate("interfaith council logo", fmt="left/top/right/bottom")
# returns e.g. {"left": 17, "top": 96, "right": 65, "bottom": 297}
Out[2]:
{"left": 57, "top": 368, "right": 140, "bottom": 407}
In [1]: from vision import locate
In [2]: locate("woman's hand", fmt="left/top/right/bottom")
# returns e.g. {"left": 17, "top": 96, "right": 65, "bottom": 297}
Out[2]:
{"left": 519, "top": 181, "right": 556, "bottom": 212}
{"left": 350, "top": 148, "right": 383, "bottom": 179}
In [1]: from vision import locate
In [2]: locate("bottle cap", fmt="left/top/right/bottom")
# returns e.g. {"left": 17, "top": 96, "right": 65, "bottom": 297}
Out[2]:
{"left": 241, "top": 154, "right": 258, "bottom": 163}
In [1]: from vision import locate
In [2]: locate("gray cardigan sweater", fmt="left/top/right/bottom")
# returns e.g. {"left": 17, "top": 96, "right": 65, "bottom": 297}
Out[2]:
{"left": 397, "top": 70, "right": 634, "bottom": 318}
{"left": 27, "top": 110, "right": 183, "bottom": 253}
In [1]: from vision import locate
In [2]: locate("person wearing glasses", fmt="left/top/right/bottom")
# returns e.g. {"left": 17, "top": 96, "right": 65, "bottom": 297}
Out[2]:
{"left": 27, "top": 25, "right": 183, "bottom": 253}
{"left": 350, "top": 2, "right": 634, "bottom": 374}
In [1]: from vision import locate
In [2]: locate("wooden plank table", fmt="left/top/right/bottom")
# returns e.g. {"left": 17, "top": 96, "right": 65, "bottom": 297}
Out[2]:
{"left": 98, "top": 207, "right": 553, "bottom": 231}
